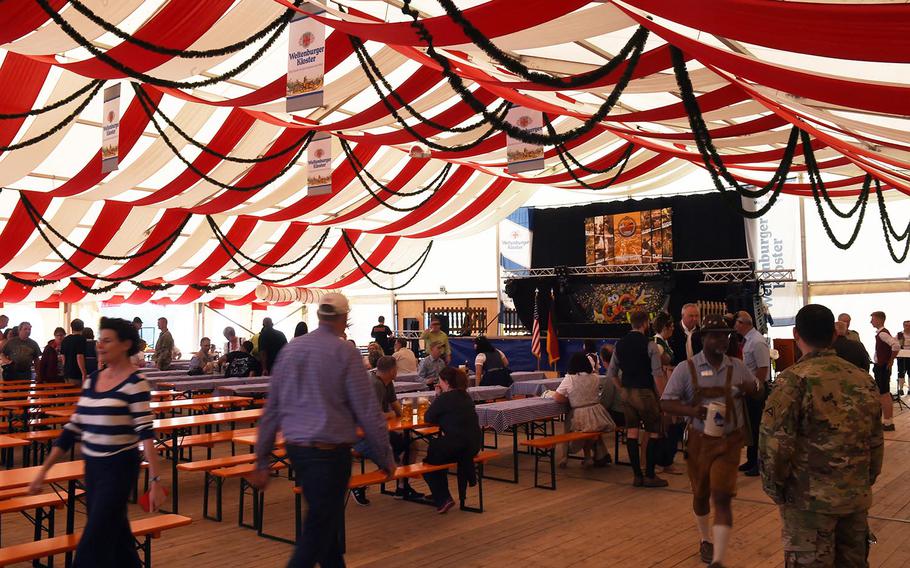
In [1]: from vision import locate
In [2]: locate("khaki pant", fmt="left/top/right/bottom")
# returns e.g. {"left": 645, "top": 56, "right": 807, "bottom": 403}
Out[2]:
{"left": 781, "top": 506, "right": 869, "bottom": 567}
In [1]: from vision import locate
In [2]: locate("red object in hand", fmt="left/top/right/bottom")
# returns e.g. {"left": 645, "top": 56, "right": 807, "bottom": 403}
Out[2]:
{"left": 139, "top": 486, "right": 168, "bottom": 512}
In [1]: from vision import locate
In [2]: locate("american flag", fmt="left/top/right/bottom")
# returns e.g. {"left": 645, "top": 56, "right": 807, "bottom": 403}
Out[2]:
{"left": 530, "top": 288, "right": 541, "bottom": 359}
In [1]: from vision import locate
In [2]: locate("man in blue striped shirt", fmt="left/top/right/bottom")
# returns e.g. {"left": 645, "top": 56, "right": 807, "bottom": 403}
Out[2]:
{"left": 250, "top": 293, "right": 395, "bottom": 567}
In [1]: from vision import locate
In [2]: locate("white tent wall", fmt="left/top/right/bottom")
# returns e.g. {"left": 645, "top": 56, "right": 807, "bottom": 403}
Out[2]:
{"left": 0, "top": 304, "right": 64, "bottom": 347}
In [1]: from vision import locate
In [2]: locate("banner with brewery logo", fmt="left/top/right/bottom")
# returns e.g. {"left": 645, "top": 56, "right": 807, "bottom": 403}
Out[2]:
{"left": 286, "top": 4, "right": 326, "bottom": 112}
{"left": 306, "top": 132, "right": 332, "bottom": 195}
{"left": 498, "top": 207, "right": 532, "bottom": 309}
{"left": 101, "top": 83, "right": 121, "bottom": 173}
{"left": 585, "top": 208, "right": 673, "bottom": 266}
{"left": 505, "top": 106, "right": 544, "bottom": 174}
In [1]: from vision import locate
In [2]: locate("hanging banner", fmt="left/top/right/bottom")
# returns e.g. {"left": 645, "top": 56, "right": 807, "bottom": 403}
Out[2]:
{"left": 499, "top": 207, "right": 533, "bottom": 309}
{"left": 306, "top": 132, "right": 332, "bottom": 196}
{"left": 505, "top": 106, "right": 544, "bottom": 174}
{"left": 286, "top": 4, "right": 326, "bottom": 112}
{"left": 585, "top": 208, "right": 673, "bottom": 266}
{"left": 744, "top": 192, "right": 802, "bottom": 326}
{"left": 101, "top": 83, "right": 121, "bottom": 173}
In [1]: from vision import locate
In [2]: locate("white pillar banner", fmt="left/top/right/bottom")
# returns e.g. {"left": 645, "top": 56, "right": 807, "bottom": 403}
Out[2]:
{"left": 286, "top": 4, "right": 326, "bottom": 112}
{"left": 505, "top": 106, "right": 544, "bottom": 174}
{"left": 744, "top": 193, "right": 803, "bottom": 326}
{"left": 307, "top": 132, "right": 332, "bottom": 196}
{"left": 101, "top": 83, "right": 121, "bottom": 173}
{"left": 499, "top": 207, "right": 532, "bottom": 309}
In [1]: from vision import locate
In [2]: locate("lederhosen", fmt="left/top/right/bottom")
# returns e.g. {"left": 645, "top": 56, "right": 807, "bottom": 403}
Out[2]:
{"left": 684, "top": 360, "right": 746, "bottom": 499}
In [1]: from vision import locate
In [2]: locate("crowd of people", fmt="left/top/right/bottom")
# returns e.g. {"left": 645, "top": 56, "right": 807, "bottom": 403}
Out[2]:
{"left": 4, "top": 299, "right": 903, "bottom": 567}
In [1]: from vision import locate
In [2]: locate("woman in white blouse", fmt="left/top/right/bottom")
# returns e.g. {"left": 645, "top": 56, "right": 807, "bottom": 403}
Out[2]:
{"left": 552, "top": 352, "right": 613, "bottom": 468}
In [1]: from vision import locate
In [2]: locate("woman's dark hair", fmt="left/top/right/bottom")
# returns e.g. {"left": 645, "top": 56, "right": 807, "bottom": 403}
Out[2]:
{"left": 652, "top": 312, "right": 673, "bottom": 334}
{"left": 568, "top": 351, "right": 593, "bottom": 375}
{"left": 7, "top": 327, "right": 17, "bottom": 339}
{"left": 583, "top": 339, "right": 597, "bottom": 354}
{"left": 367, "top": 350, "right": 382, "bottom": 369}
{"left": 474, "top": 336, "right": 495, "bottom": 354}
{"left": 394, "top": 337, "right": 407, "bottom": 348}
{"left": 294, "top": 322, "right": 309, "bottom": 337}
{"left": 53, "top": 327, "right": 66, "bottom": 336}
{"left": 439, "top": 367, "right": 469, "bottom": 391}
{"left": 99, "top": 317, "right": 142, "bottom": 356}
{"left": 82, "top": 328, "right": 94, "bottom": 340}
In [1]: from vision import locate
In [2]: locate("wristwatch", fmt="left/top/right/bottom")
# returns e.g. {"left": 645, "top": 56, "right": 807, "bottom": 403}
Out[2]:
{"left": 150, "top": 476, "right": 161, "bottom": 484}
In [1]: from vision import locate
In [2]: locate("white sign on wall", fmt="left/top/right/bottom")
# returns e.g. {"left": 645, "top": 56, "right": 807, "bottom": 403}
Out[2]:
{"left": 101, "top": 83, "right": 121, "bottom": 173}
{"left": 286, "top": 4, "right": 326, "bottom": 112}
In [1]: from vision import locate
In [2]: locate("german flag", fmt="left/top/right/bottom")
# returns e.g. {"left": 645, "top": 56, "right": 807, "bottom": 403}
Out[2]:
{"left": 546, "top": 288, "right": 560, "bottom": 366}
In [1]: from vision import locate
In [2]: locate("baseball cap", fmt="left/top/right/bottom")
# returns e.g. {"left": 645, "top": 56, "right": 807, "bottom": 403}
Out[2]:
{"left": 317, "top": 292, "right": 350, "bottom": 317}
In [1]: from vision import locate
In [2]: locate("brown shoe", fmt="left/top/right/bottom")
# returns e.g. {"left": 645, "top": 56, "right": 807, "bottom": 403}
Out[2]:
{"left": 642, "top": 475, "right": 669, "bottom": 488}
{"left": 699, "top": 540, "right": 713, "bottom": 563}
{"left": 633, "top": 475, "right": 643, "bottom": 487}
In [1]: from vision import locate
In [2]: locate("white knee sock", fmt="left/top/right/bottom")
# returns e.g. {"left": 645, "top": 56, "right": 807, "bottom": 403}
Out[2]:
{"left": 713, "top": 524, "right": 731, "bottom": 563}
{"left": 695, "top": 513, "right": 712, "bottom": 543}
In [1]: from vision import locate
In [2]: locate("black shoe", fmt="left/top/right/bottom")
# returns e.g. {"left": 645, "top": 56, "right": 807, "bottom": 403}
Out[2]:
{"left": 394, "top": 486, "right": 425, "bottom": 500}
{"left": 899, "top": 389, "right": 905, "bottom": 396}
{"left": 744, "top": 467, "right": 760, "bottom": 477}
{"left": 593, "top": 455, "right": 612, "bottom": 468}
{"left": 738, "top": 462, "right": 755, "bottom": 472}
{"left": 642, "top": 475, "right": 669, "bottom": 488}
{"left": 351, "top": 488, "right": 370, "bottom": 506}
{"left": 883, "top": 423, "right": 896, "bottom": 431}
{"left": 699, "top": 541, "right": 714, "bottom": 564}
{"left": 633, "top": 475, "right": 643, "bottom": 487}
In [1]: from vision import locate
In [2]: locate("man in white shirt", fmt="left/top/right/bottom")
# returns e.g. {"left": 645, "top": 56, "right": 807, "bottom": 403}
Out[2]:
{"left": 733, "top": 311, "right": 770, "bottom": 477}
{"left": 392, "top": 338, "right": 418, "bottom": 374}
{"left": 871, "top": 311, "right": 900, "bottom": 431}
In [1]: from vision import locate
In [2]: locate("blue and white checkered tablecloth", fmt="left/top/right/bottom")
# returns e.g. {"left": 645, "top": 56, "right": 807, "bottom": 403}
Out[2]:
{"left": 509, "top": 378, "right": 563, "bottom": 397}
{"left": 474, "top": 397, "right": 566, "bottom": 433}
{"left": 394, "top": 381, "right": 427, "bottom": 394}
{"left": 396, "top": 385, "right": 511, "bottom": 404}
{"left": 509, "top": 371, "right": 548, "bottom": 382}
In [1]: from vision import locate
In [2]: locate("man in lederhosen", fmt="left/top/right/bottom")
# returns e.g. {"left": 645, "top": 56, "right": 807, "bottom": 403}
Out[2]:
{"left": 661, "top": 315, "right": 759, "bottom": 568}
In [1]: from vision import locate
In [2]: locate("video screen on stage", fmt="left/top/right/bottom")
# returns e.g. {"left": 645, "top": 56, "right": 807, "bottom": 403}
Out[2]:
{"left": 584, "top": 208, "right": 673, "bottom": 265}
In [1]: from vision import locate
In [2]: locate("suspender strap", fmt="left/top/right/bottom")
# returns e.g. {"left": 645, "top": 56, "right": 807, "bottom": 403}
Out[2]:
{"left": 724, "top": 365, "right": 737, "bottom": 427}
{"left": 687, "top": 359, "right": 700, "bottom": 406}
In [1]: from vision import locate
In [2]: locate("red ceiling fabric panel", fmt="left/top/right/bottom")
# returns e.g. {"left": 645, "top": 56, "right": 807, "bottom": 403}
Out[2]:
{"left": 273, "top": 0, "right": 589, "bottom": 47}
{"left": 102, "top": 210, "right": 190, "bottom": 281}
{"left": 47, "top": 89, "right": 165, "bottom": 198}
{"left": 0, "top": 273, "right": 40, "bottom": 303}
{"left": 261, "top": 143, "right": 381, "bottom": 222}
{"left": 405, "top": 177, "right": 511, "bottom": 238}
{"left": 0, "top": 192, "right": 53, "bottom": 269}
{"left": 171, "top": 216, "right": 259, "bottom": 284}
{"left": 41, "top": 200, "right": 134, "bottom": 280}
{"left": 152, "top": 287, "right": 204, "bottom": 305}
{"left": 324, "top": 236, "right": 401, "bottom": 288}
{"left": 221, "top": 222, "right": 309, "bottom": 284}
{"left": 0, "top": 0, "right": 66, "bottom": 45}
{"left": 0, "top": 54, "right": 51, "bottom": 150}
{"left": 624, "top": 0, "right": 910, "bottom": 64}
{"left": 622, "top": 7, "right": 910, "bottom": 117}
{"left": 281, "top": 230, "right": 362, "bottom": 287}
{"left": 149, "top": 30, "right": 356, "bottom": 108}
{"left": 132, "top": 108, "right": 257, "bottom": 206}
{"left": 31, "top": 0, "right": 234, "bottom": 78}
{"left": 367, "top": 166, "right": 474, "bottom": 235}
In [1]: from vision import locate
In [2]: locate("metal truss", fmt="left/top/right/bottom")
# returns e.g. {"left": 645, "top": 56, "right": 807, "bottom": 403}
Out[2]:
{"left": 503, "top": 259, "right": 795, "bottom": 285}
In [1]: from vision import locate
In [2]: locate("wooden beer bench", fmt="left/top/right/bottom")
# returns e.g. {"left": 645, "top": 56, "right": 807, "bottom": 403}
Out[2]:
{"left": 521, "top": 431, "right": 603, "bottom": 490}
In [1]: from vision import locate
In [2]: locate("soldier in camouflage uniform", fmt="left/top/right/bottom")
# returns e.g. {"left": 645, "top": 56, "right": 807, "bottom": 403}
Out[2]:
{"left": 760, "top": 304, "right": 883, "bottom": 567}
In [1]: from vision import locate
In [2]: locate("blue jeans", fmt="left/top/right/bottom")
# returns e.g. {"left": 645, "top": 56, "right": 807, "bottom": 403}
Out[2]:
{"left": 286, "top": 445, "right": 352, "bottom": 568}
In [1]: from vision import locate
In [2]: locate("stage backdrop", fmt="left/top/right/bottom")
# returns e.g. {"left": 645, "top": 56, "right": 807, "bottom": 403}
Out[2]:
{"left": 507, "top": 194, "right": 749, "bottom": 338}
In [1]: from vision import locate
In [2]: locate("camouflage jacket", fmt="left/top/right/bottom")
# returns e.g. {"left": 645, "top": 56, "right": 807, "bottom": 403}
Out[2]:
{"left": 759, "top": 349, "right": 883, "bottom": 514}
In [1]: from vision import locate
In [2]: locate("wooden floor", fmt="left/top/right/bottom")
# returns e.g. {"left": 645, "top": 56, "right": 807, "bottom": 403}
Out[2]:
{"left": 5, "top": 405, "right": 910, "bottom": 567}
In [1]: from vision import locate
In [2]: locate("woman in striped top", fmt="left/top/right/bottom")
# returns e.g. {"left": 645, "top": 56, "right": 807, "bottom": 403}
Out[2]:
{"left": 29, "top": 317, "right": 165, "bottom": 568}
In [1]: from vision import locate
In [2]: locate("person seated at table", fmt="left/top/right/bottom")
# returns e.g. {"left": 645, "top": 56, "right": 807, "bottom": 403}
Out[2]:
{"left": 351, "top": 356, "right": 424, "bottom": 506}
{"left": 392, "top": 338, "right": 418, "bottom": 374}
{"left": 422, "top": 367, "right": 482, "bottom": 514}
{"left": 187, "top": 337, "right": 215, "bottom": 375}
{"left": 221, "top": 341, "right": 262, "bottom": 378}
{"left": 364, "top": 342, "right": 383, "bottom": 370}
{"left": 417, "top": 341, "right": 447, "bottom": 387}
{"left": 473, "top": 336, "right": 511, "bottom": 387}
{"left": 552, "top": 352, "right": 613, "bottom": 468}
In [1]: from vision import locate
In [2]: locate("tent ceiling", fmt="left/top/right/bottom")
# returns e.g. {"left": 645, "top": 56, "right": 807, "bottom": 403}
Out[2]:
{"left": 0, "top": 0, "right": 908, "bottom": 304}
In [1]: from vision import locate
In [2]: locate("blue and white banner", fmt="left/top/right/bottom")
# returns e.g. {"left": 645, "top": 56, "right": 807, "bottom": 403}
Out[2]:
{"left": 286, "top": 4, "right": 325, "bottom": 112}
{"left": 499, "top": 207, "right": 532, "bottom": 309}
{"left": 744, "top": 192, "right": 802, "bottom": 326}
{"left": 101, "top": 83, "right": 121, "bottom": 173}
{"left": 306, "top": 132, "right": 332, "bottom": 196}
{"left": 505, "top": 106, "right": 544, "bottom": 174}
